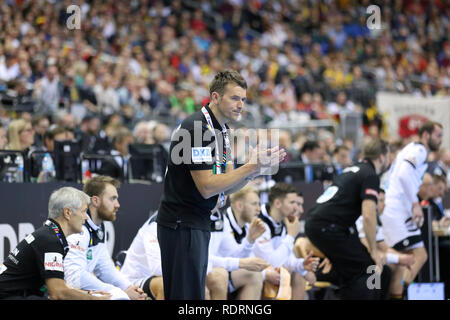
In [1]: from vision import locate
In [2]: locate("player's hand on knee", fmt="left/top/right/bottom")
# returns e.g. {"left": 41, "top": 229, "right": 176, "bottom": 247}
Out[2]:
{"left": 304, "top": 271, "right": 317, "bottom": 285}
{"left": 242, "top": 257, "right": 269, "bottom": 271}
{"left": 318, "top": 257, "right": 332, "bottom": 274}
{"left": 303, "top": 251, "right": 320, "bottom": 272}
{"left": 264, "top": 268, "right": 280, "bottom": 286}
{"left": 125, "top": 285, "right": 148, "bottom": 300}
{"left": 439, "top": 216, "right": 450, "bottom": 229}
{"left": 239, "top": 257, "right": 270, "bottom": 272}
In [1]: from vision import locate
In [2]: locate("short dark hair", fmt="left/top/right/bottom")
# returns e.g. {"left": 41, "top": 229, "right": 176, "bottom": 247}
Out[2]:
{"left": 333, "top": 145, "right": 349, "bottom": 154}
{"left": 301, "top": 140, "right": 320, "bottom": 153}
{"left": 419, "top": 121, "right": 442, "bottom": 137}
{"left": 83, "top": 175, "right": 120, "bottom": 197}
{"left": 363, "top": 139, "right": 388, "bottom": 161}
{"left": 32, "top": 115, "right": 49, "bottom": 127}
{"left": 269, "top": 183, "right": 298, "bottom": 205}
{"left": 209, "top": 70, "right": 247, "bottom": 98}
{"left": 44, "top": 126, "right": 66, "bottom": 141}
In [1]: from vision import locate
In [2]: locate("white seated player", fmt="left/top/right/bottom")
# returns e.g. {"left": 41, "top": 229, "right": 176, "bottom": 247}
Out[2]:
{"left": 253, "top": 183, "right": 319, "bottom": 300}
{"left": 206, "top": 190, "right": 269, "bottom": 300}
{"left": 119, "top": 213, "right": 165, "bottom": 300}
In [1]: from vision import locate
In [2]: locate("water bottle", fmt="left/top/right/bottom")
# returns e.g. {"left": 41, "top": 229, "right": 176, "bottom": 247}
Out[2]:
{"left": 14, "top": 155, "right": 24, "bottom": 183}
{"left": 42, "top": 153, "right": 55, "bottom": 182}
{"left": 2, "top": 156, "right": 15, "bottom": 182}
{"left": 4, "top": 168, "right": 14, "bottom": 182}
{"left": 81, "top": 159, "right": 91, "bottom": 183}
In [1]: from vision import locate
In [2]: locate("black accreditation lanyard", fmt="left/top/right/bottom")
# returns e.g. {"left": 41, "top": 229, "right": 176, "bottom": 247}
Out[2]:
{"left": 45, "top": 219, "right": 69, "bottom": 255}
{"left": 201, "top": 106, "right": 230, "bottom": 207}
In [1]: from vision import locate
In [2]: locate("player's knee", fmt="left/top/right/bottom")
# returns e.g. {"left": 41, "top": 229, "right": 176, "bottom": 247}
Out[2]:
{"left": 207, "top": 268, "right": 228, "bottom": 291}
{"left": 150, "top": 277, "right": 165, "bottom": 300}
{"left": 246, "top": 271, "right": 263, "bottom": 289}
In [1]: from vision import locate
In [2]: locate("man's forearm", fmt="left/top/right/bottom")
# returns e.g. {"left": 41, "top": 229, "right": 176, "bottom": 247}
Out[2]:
{"left": 362, "top": 201, "right": 378, "bottom": 254}
{"left": 193, "top": 163, "right": 258, "bottom": 199}
{"left": 56, "top": 287, "right": 94, "bottom": 300}
{"left": 224, "top": 178, "right": 249, "bottom": 195}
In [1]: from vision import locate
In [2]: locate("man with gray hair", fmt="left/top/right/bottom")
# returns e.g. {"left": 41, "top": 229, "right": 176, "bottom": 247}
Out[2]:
{"left": 0, "top": 187, "right": 110, "bottom": 300}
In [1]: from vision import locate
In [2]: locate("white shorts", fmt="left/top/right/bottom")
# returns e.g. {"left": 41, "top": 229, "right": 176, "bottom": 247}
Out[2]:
{"left": 380, "top": 205, "right": 424, "bottom": 251}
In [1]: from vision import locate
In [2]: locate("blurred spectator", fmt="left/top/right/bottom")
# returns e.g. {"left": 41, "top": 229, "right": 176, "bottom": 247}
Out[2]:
{"left": 78, "top": 73, "right": 98, "bottom": 111}
{"left": 94, "top": 74, "right": 120, "bottom": 116}
{"left": 30, "top": 126, "right": 72, "bottom": 180}
{"left": 0, "top": 123, "right": 8, "bottom": 149}
{"left": 150, "top": 80, "right": 174, "bottom": 116}
{"left": 152, "top": 122, "right": 170, "bottom": 146}
{"left": 273, "top": 139, "right": 323, "bottom": 184}
{"left": 0, "top": 123, "right": 8, "bottom": 179}
{"left": 0, "top": 0, "right": 447, "bottom": 184}
{"left": 35, "top": 65, "right": 62, "bottom": 114}
{"left": 317, "top": 129, "right": 336, "bottom": 159}
{"left": 150, "top": 122, "right": 170, "bottom": 176}
{"left": 427, "top": 147, "right": 450, "bottom": 184}
{"left": 331, "top": 145, "right": 352, "bottom": 175}
{"left": 77, "top": 114, "right": 105, "bottom": 153}
{"left": 133, "top": 121, "right": 153, "bottom": 144}
{"left": 326, "top": 91, "right": 357, "bottom": 116}
{"left": 99, "top": 127, "right": 134, "bottom": 182}
{"left": 278, "top": 129, "right": 294, "bottom": 163}
{"left": 327, "top": 23, "right": 347, "bottom": 50}
{"left": 6, "top": 119, "right": 34, "bottom": 151}
{"left": 32, "top": 115, "right": 50, "bottom": 148}
{"left": 57, "top": 112, "right": 78, "bottom": 131}
{"left": 0, "top": 52, "right": 19, "bottom": 82}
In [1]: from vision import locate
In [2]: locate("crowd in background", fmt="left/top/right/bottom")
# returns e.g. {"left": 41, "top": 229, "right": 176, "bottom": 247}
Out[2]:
{"left": 0, "top": 0, "right": 449, "bottom": 184}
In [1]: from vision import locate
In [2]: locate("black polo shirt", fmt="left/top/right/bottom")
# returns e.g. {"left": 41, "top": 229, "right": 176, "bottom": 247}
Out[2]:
{"left": 157, "top": 104, "right": 229, "bottom": 231}
{"left": 306, "top": 159, "right": 380, "bottom": 228}
{"left": 0, "top": 219, "right": 69, "bottom": 298}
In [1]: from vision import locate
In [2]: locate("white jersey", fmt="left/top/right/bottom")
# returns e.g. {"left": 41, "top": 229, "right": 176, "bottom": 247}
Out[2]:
{"left": 221, "top": 207, "right": 256, "bottom": 258}
{"left": 207, "top": 209, "right": 240, "bottom": 274}
{"left": 355, "top": 215, "right": 384, "bottom": 242}
{"left": 253, "top": 204, "right": 307, "bottom": 275}
{"left": 384, "top": 142, "right": 428, "bottom": 212}
{"left": 381, "top": 142, "right": 427, "bottom": 249}
{"left": 64, "top": 215, "right": 131, "bottom": 299}
{"left": 120, "top": 214, "right": 162, "bottom": 285}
